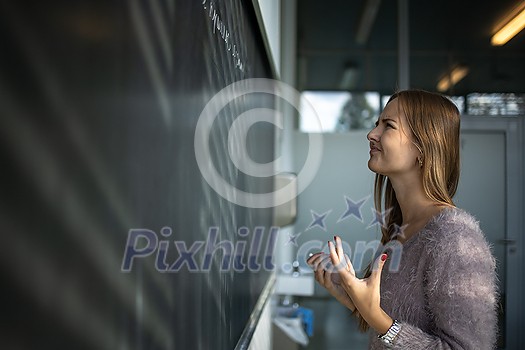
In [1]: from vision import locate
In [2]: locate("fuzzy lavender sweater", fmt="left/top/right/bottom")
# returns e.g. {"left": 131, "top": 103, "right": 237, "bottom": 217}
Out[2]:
{"left": 368, "top": 207, "right": 499, "bottom": 349}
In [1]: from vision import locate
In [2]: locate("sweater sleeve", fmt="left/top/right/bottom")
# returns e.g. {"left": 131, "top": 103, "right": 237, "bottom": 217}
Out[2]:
{"left": 387, "top": 214, "right": 499, "bottom": 350}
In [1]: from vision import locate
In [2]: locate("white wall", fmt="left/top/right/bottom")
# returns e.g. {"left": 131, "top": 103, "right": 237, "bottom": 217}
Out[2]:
{"left": 257, "top": 0, "right": 281, "bottom": 77}
{"left": 291, "top": 131, "right": 379, "bottom": 276}
{"left": 273, "top": 0, "right": 296, "bottom": 270}
{"left": 248, "top": 298, "right": 273, "bottom": 350}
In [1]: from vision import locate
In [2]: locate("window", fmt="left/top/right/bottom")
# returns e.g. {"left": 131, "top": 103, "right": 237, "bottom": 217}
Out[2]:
{"left": 466, "top": 93, "right": 525, "bottom": 116}
{"left": 299, "top": 91, "right": 380, "bottom": 132}
{"left": 299, "top": 92, "right": 525, "bottom": 133}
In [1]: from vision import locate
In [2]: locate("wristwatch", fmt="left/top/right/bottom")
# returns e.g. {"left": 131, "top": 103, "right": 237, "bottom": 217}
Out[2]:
{"left": 378, "top": 319, "right": 401, "bottom": 346}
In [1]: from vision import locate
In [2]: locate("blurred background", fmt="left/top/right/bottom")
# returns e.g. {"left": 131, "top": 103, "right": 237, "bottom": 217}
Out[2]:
{"left": 0, "top": 0, "right": 524, "bottom": 349}
{"left": 274, "top": 1, "right": 524, "bottom": 350}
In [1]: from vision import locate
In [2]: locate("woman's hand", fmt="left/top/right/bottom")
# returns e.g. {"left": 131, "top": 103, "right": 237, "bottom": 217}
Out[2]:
{"left": 328, "top": 236, "right": 393, "bottom": 335}
{"left": 307, "top": 252, "right": 356, "bottom": 312}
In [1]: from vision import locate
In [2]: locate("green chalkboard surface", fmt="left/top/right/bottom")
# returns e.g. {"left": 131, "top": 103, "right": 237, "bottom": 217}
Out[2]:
{"left": 0, "top": 0, "right": 276, "bottom": 349}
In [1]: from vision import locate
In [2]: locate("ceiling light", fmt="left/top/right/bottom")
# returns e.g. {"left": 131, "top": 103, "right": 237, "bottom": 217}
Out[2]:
{"left": 437, "top": 65, "right": 469, "bottom": 92}
{"left": 356, "top": 0, "right": 382, "bottom": 45}
{"left": 491, "top": 2, "right": 525, "bottom": 46}
{"left": 340, "top": 65, "right": 359, "bottom": 90}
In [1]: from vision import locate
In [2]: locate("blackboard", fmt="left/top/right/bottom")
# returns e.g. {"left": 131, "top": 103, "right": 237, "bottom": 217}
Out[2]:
{"left": 0, "top": 0, "right": 276, "bottom": 349}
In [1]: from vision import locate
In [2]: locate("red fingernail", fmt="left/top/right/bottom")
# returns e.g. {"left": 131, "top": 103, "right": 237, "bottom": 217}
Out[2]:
{"left": 381, "top": 254, "right": 388, "bottom": 261}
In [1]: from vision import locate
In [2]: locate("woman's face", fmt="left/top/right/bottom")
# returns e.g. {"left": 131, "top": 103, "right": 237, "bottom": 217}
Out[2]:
{"left": 367, "top": 98, "right": 421, "bottom": 177}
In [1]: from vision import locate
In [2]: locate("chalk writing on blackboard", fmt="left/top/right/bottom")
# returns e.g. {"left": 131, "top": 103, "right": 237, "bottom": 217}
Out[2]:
{"left": 202, "top": 0, "right": 245, "bottom": 72}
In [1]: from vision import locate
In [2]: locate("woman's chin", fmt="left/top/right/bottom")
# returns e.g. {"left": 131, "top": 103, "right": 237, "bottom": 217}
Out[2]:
{"left": 367, "top": 159, "right": 379, "bottom": 172}
{"left": 368, "top": 161, "right": 388, "bottom": 176}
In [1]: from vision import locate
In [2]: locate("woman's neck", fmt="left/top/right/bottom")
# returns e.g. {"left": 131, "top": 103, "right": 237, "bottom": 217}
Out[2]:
{"left": 388, "top": 173, "right": 445, "bottom": 242}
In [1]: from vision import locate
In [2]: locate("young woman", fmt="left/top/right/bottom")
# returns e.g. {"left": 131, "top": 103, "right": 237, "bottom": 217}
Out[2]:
{"left": 307, "top": 90, "right": 499, "bottom": 349}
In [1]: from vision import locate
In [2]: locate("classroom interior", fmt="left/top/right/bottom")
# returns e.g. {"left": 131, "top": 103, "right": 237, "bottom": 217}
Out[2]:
{"left": 1, "top": 0, "right": 524, "bottom": 349}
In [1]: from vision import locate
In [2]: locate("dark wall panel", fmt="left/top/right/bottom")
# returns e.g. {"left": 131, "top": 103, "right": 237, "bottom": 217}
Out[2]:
{"left": 0, "top": 1, "right": 275, "bottom": 349}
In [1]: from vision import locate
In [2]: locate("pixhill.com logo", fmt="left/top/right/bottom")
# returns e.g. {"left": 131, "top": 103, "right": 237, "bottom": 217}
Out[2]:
{"left": 120, "top": 225, "right": 404, "bottom": 274}
{"left": 121, "top": 226, "right": 280, "bottom": 273}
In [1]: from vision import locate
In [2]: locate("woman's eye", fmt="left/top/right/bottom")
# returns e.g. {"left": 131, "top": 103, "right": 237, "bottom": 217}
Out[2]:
{"left": 386, "top": 123, "right": 393, "bottom": 128}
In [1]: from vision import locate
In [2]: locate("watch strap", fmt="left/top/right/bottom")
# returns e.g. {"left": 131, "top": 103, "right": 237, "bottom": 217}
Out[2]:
{"left": 378, "top": 319, "right": 401, "bottom": 346}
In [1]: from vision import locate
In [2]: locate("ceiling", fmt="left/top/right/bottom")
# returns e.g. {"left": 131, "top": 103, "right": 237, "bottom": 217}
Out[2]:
{"left": 296, "top": 0, "right": 525, "bottom": 95}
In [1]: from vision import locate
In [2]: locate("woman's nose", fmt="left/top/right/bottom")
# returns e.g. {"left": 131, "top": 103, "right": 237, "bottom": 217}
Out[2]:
{"left": 367, "top": 127, "right": 379, "bottom": 142}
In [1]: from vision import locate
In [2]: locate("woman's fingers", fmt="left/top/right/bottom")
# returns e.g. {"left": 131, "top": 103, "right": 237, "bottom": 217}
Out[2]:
{"left": 308, "top": 253, "right": 324, "bottom": 282}
{"left": 309, "top": 253, "right": 330, "bottom": 273}
{"left": 306, "top": 252, "right": 322, "bottom": 265}
{"left": 314, "top": 261, "right": 325, "bottom": 284}
{"left": 370, "top": 252, "right": 388, "bottom": 284}
{"left": 335, "top": 235, "right": 345, "bottom": 262}
{"left": 345, "top": 253, "right": 355, "bottom": 275}
{"left": 328, "top": 240, "right": 346, "bottom": 272}
{"left": 313, "top": 255, "right": 333, "bottom": 285}
{"left": 309, "top": 253, "right": 329, "bottom": 273}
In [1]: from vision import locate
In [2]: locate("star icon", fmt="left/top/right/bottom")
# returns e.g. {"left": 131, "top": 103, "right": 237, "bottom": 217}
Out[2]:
{"left": 286, "top": 232, "right": 302, "bottom": 247}
{"left": 306, "top": 209, "right": 331, "bottom": 231}
{"left": 390, "top": 223, "right": 408, "bottom": 240}
{"left": 338, "top": 195, "right": 369, "bottom": 223}
{"left": 367, "top": 207, "right": 393, "bottom": 229}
